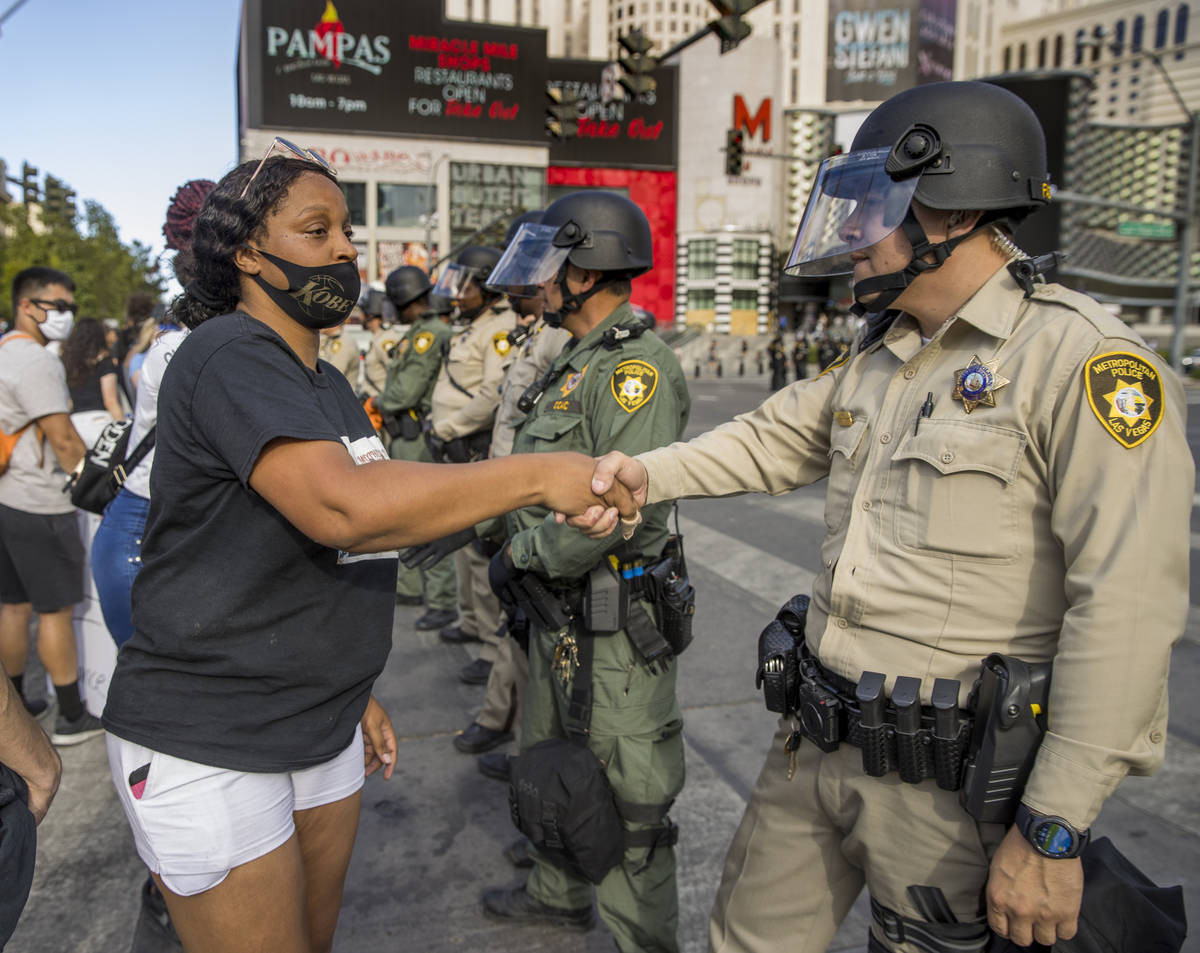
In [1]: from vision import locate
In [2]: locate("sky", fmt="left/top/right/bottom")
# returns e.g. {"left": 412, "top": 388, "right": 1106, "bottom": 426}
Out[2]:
{"left": 2, "top": 0, "right": 245, "bottom": 267}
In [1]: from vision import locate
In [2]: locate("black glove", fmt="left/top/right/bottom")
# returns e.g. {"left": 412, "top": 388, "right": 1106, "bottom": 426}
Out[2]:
{"left": 488, "top": 545, "right": 524, "bottom": 601}
{"left": 399, "top": 527, "right": 476, "bottom": 571}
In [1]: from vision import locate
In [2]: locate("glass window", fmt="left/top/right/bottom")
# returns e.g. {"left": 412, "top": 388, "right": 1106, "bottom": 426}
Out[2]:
{"left": 377, "top": 184, "right": 433, "bottom": 228}
{"left": 689, "top": 239, "right": 717, "bottom": 279}
{"left": 688, "top": 288, "right": 715, "bottom": 310}
{"left": 1156, "top": 9, "right": 1169, "bottom": 48}
{"left": 1176, "top": 4, "right": 1190, "bottom": 58}
{"left": 1038, "top": 37, "right": 1047, "bottom": 67}
{"left": 1054, "top": 34, "right": 1063, "bottom": 66}
{"left": 1132, "top": 15, "right": 1144, "bottom": 51}
{"left": 731, "top": 289, "right": 758, "bottom": 310}
{"left": 732, "top": 239, "right": 759, "bottom": 279}
{"left": 1073, "top": 30, "right": 1085, "bottom": 66}
{"left": 1005, "top": 45, "right": 1013, "bottom": 71}
{"left": 1018, "top": 42, "right": 1027, "bottom": 69}
{"left": 340, "top": 182, "right": 367, "bottom": 227}
{"left": 1113, "top": 20, "right": 1126, "bottom": 55}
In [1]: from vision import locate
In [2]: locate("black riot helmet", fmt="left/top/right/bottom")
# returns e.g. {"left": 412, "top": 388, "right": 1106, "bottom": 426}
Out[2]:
{"left": 385, "top": 265, "right": 433, "bottom": 311}
{"left": 486, "top": 191, "right": 652, "bottom": 323}
{"left": 432, "top": 245, "right": 503, "bottom": 303}
{"left": 504, "top": 210, "right": 545, "bottom": 249}
{"left": 784, "top": 81, "right": 1051, "bottom": 315}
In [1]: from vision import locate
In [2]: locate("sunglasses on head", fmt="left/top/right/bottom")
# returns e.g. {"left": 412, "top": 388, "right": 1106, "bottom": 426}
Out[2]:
{"left": 239, "top": 137, "right": 337, "bottom": 200}
{"left": 30, "top": 298, "right": 78, "bottom": 315}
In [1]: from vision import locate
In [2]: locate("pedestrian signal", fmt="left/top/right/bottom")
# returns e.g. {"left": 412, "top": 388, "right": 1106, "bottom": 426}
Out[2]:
{"left": 725, "top": 129, "right": 746, "bottom": 176}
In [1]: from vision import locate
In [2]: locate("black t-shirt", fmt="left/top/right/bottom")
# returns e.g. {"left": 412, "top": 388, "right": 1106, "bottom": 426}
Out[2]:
{"left": 102, "top": 312, "right": 397, "bottom": 772}
{"left": 69, "top": 355, "right": 118, "bottom": 413}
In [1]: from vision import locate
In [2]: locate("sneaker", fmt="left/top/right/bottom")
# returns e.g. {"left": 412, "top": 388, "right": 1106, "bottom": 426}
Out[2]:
{"left": 51, "top": 710, "right": 105, "bottom": 746}
{"left": 22, "top": 696, "right": 48, "bottom": 718}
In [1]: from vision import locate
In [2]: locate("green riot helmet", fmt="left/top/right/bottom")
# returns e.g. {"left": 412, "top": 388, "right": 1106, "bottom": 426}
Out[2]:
{"left": 385, "top": 265, "right": 433, "bottom": 312}
{"left": 486, "top": 191, "right": 652, "bottom": 323}
{"left": 784, "top": 81, "right": 1051, "bottom": 315}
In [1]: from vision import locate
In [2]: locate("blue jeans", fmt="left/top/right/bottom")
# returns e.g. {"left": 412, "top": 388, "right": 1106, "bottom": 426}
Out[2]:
{"left": 91, "top": 488, "right": 150, "bottom": 648}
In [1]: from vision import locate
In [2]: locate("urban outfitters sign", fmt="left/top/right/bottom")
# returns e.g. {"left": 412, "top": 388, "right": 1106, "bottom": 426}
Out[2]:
{"left": 825, "top": 0, "right": 955, "bottom": 102}
{"left": 244, "top": 0, "right": 547, "bottom": 143}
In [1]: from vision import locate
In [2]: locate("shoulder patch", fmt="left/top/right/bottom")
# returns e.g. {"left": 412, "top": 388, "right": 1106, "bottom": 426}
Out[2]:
{"left": 492, "top": 331, "right": 512, "bottom": 357}
{"left": 611, "top": 359, "right": 658, "bottom": 413}
{"left": 380, "top": 338, "right": 397, "bottom": 354}
{"left": 1084, "top": 351, "right": 1164, "bottom": 448}
{"left": 560, "top": 363, "right": 588, "bottom": 397}
{"left": 330, "top": 339, "right": 342, "bottom": 354}
{"left": 413, "top": 331, "right": 434, "bottom": 354}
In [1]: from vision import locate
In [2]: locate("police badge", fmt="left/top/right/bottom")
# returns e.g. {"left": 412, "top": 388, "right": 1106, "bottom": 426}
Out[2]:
{"left": 953, "top": 355, "right": 1010, "bottom": 413}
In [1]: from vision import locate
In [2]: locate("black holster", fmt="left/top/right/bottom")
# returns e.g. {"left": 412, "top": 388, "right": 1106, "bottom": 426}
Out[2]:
{"left": 506, "top": 574, "right": 575, "bottom": 633}
{"left": 397, "top": 409, "right": 424, "bottom": 441}
{"left": 440, "top": 429, "right": 492, "bottom": 463}
{"left": 959, "top": 653, "right": 1051, "bottom": 824}
{"left": 642, "top": 535, "right": 696, "bottom": 657}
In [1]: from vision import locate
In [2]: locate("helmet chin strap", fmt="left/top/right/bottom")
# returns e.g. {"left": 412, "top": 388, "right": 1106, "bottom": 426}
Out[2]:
{"left": 849, "top": 209, "right": 978, "bottom": 318}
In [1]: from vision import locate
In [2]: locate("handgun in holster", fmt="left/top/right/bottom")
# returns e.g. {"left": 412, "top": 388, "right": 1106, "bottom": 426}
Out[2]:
{"left": 959, "top": 653, "right": 1052, "bottom": 824}
{"left": 507, "top": 573, "right": 573, "bottom": 633}
{"left": 756, "top": 595, "right": 808, "bottom": 715}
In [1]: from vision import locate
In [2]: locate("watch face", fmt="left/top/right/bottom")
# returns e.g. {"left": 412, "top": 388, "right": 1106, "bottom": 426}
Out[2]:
{"left": 1032, "top": 819, "right": 1076, "bottom": 857}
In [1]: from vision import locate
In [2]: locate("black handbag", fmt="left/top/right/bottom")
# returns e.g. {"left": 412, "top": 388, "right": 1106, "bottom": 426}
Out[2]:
{"left": 65, "top": 421, "right": 156, "bottom": 515}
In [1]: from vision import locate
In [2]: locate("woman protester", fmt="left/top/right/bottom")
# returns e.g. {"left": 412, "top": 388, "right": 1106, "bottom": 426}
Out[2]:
{"left": 100, "top": 142, "right": 635, "bottom": 953}
{"left": 62, "top": 317, "right": 124, "bottom": 422}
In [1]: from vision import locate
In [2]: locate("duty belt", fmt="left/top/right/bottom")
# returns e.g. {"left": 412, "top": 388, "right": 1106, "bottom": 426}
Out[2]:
{"left": 794, "top": 646, "right": 974, "bottom": 790}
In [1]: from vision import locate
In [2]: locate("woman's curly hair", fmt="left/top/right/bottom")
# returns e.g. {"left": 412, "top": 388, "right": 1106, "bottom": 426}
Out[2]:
{"left": 61, "top": 317, "right": 111, "bottom": 390}
{"left": 170, "top": 158, "right": 337, "bottom": 330}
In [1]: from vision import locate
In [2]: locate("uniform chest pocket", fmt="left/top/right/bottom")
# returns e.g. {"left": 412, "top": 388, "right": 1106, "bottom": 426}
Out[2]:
{"left": 824, "top": 416, "right": 869, "bottom": 534}
{"left": 891, "top": 420, "right": 1026, "bottom": 560}
{"left": 520, "top": 412, "right": 585, "bottom": 451}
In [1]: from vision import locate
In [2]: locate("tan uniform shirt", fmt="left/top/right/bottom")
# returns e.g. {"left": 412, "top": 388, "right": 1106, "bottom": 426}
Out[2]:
{"left": 318, "top": 328, "right": 359, "bottom": 384}
{"left": 639, "top": 267, "right": 1193, "bottom": 829}
{"left": 491, "top": 320, "right": 572, "bottom": 458}
{"left": 361, "top": 326, "right": 402, "bottom": 398}
{"left": 429, "top": 306, "right": 517, "bottom": 440}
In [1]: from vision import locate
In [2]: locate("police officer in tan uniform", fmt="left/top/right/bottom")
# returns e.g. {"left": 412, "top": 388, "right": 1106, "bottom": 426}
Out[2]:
{"left": 578, "top": 82, "right": 1192, "bottom": 953}
{"left": 454, "top": 212, "right": 574, "bottom": 768}
{"left": 428, "top": 245, "right": 517, "bottom": 684}
{"left": 317, "top": 319, "right": 360, "bottom": 383}
{"left": 360, "top": 286, "right": 398, "bottom": 398}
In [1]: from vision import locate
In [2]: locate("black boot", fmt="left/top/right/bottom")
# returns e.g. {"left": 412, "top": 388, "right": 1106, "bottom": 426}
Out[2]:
{"left": 482, "top": 886, "right": 594, "bottom": 930}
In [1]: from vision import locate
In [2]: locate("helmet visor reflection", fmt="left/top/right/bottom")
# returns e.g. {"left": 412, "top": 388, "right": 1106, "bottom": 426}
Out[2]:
{"left": 784, "top": 148, "right": 919, "bottom": 278}
{"left": 484, "top": 224, "right": 572, "bottom": 298}
{"left": 431, "top": 263, "right": 472, "bottom": 300}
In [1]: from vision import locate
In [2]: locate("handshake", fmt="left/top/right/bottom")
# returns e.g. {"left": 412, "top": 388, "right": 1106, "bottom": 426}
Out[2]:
{"left": 549, "top": 451, "right": 651, "bottom": 541}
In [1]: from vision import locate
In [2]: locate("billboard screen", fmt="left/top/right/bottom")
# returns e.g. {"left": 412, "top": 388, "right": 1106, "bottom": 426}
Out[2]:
{"left": 546, "top": 59, "right": 678, "bottom": 170}
{"left": 244, "top": 0, "right": 548, "bottom": 143}
{"left": 826, "top": 0, "right": 955, "bottom": 102}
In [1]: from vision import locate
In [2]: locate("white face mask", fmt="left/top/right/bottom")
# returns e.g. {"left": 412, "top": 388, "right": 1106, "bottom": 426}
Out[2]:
{"left": 39, "top": 309, "right": 75, "bottom": 342}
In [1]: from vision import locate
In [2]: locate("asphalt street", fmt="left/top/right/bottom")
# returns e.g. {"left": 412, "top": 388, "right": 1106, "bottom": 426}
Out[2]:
{"left": 8, "top": 372, "right": 1200, "bottom": 953}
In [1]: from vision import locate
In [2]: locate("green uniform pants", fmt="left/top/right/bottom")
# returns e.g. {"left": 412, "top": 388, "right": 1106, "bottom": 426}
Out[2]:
{"left": 708, "top": 720, "right": 1007, "bottom": 953}
{"left": 522, "top": 617, "right": 685, "bottom": 953}
{"left": 388, "top": 434, "right": 456, "bottom": 610}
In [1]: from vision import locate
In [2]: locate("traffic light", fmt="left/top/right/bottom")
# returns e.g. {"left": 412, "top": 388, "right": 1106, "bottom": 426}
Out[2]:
{"left": 707, "top": 0, "right": 762, "bottom": 53}
{"left": 618, "top": 29, "right": 658, "bottom": 100}
{"left": 21, "top": 163, "right": 38, "bottom": 206}
{"left": 545, "top": 84, "right": 580, "bottom": 139}
{"left": 725, "top": 129, "right": 746, "bottom": 176}
{"left": 43, "top": 175, "right": 65, "bottom": 220}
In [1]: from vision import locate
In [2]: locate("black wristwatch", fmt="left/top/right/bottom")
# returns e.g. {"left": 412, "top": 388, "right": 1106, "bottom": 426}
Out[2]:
{"left": 1014, "top": 804, "right": 1090, "bottom": 859}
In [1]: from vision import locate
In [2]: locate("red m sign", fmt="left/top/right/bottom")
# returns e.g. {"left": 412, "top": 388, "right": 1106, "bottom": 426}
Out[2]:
{"left": 733, "top": 95, "right": 771, "bottom": 143}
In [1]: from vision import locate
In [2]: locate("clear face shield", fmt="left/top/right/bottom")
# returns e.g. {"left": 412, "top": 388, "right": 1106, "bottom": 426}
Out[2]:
{"left": 430, "top": 263, "right": 473, "bottom": 301}
{"left": 484, "top": 223, "right": 573, "bottom": 298}
{"left": 783, "top": 148, "right": 920, "bottom": 278}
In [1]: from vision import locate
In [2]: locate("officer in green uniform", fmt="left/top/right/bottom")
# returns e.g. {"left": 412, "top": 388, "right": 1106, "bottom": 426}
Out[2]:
{"left": 379, "top": 265, "right": 458, "bottom": 625}
{"left": 480, "top": 191, "right": 690, "bottom": 953}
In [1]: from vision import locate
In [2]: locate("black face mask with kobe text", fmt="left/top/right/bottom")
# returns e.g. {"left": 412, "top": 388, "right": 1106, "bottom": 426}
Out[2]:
{"left": 248, "top": 247, "right": 361, "bottom": 330}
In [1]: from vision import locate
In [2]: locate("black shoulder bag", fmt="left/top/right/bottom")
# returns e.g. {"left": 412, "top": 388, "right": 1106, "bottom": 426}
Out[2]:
{"left": 65, "top": 421, "right": 156, "bottom": 515}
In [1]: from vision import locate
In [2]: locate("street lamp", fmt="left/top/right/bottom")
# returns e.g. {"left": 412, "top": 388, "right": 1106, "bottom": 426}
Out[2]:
{"left": 1080, "top": 32, "right": 1198, "bottom": 372}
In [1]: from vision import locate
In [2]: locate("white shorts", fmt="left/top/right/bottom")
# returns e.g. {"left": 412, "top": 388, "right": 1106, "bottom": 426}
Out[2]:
{"left": 106, "top": 726, "right": 364, "bottom": 896}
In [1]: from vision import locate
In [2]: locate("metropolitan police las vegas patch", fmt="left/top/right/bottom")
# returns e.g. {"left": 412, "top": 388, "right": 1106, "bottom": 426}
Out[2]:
{"left": 611, "top": 360, "right": 658, "bottom": 412}
{"left": 1084, "top": 351, "right": 1164, "bottom": 448}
